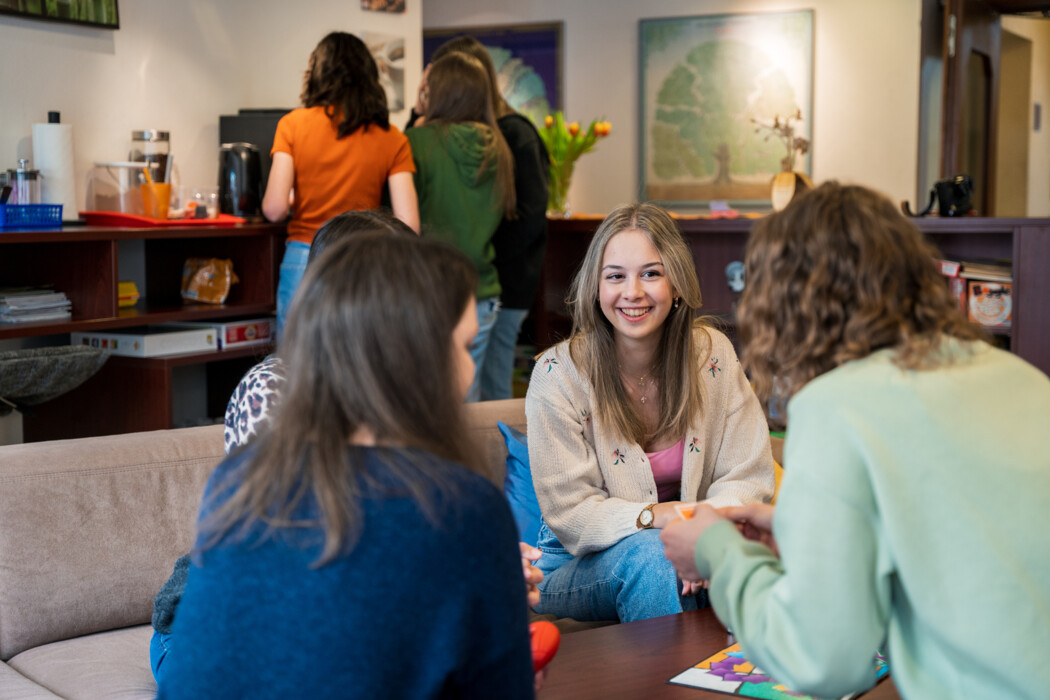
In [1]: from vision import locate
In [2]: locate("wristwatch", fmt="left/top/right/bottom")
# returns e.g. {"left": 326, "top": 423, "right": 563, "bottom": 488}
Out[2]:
{"left": 636, "top": 503, "right": 656, "bottom": 529}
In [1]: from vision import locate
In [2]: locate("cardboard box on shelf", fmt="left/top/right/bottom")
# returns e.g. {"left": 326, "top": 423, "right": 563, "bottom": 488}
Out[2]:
{"left": 71, "top": 324, "right": 217, "bottom": 358}
{"left": 171, "top": 317, "right": 275, "bottom": 350}
{"left": 967, "top": 281, "right": 1012, "bottom": 328}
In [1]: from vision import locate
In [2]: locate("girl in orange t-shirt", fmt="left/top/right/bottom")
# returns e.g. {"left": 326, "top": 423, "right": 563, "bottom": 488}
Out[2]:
{"left": 263, "top": 32, "right": 420, "bottom": 337}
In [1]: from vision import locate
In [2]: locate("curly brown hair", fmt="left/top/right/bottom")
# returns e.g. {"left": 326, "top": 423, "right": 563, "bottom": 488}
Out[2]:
{"left": 300, "top": 32, "right": 389, "bottom": 138}
{"left": 738, "top": 181, "right": 987, "bottom": 415}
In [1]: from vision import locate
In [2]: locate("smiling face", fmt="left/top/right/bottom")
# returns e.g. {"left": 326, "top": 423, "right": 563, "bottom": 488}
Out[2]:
{"left": 598, "top": 229, "right": 675, "bottom": 346}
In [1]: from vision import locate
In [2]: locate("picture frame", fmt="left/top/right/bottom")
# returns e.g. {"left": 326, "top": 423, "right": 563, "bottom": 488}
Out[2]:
{"left": 639, "top": 10, "right": 813, "bottom": 208}
{"left": 0, "top": 0, "right": 119, "bottom": 29}
{"left": 423, "top": 21, "right": 563, "bottom": 128}
{"left": 361, "top": 0, "right": 405, "bottom": 14}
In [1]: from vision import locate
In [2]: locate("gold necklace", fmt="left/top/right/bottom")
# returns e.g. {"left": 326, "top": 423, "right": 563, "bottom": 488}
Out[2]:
{"left": 621, "top": 366, "right": 654, "bottom": 404}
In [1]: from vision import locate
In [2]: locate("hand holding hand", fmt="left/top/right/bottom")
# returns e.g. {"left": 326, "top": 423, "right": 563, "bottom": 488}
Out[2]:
{"left": 718, "top": 503, "right": 779, "bottom": 556}
{"left": 659, "top": 503, "right": 726, "bottom": 581}
{"left": 519, "top": 542, "right": 543, "bottom": 608}
{"left": 681, "top": 579, "right": 709, "bottom": 596}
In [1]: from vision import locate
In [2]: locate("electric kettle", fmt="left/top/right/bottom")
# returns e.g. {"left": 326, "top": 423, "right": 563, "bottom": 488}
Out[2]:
{"left": 218, "top": 142, "right": 262, "bottom": 220}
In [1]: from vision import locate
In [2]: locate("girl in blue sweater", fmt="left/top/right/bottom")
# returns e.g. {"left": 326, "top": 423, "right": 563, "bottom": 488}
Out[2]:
{"left": 157, "top": 232, "right": 534, "bottom": 699}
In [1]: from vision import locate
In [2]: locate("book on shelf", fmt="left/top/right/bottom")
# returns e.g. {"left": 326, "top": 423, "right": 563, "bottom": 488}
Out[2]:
{"left": 0, "top": 287, "right": 72, "bottom": 323}
{"left": 71, "top": 324, "right": 218, "bottom": 358}
{"left": 958, "top": 258, "right": 1012, "bottom": 283}
{"left": 936, "top": 258, "right": 1013, "bottom": 314}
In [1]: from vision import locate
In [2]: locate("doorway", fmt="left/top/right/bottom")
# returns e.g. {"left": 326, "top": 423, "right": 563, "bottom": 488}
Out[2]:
{"left": 995, "top": 29, "right": 1032, "bottom": 216}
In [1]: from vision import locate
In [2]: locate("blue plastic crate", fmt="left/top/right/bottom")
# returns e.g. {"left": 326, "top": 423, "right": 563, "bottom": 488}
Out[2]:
{"left": 0, "top": 204, "right": 63, "bottom": 229}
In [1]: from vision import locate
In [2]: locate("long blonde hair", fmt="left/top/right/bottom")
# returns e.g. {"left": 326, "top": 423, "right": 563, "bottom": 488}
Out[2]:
{"left": 199, "top": 233, "right": 481, "bottom": 565}
{"left": 567, "top": 202, "right": 710, "bottom": 444}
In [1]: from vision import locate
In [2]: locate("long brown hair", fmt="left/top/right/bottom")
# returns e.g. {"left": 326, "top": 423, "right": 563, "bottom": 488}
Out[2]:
{"left": 301, "top": 31, "right": 389, "bottom": 137}
{"left": 567, "top": 202, "right": 709, "bottom": 444}
{"left": 431, "top": 35, "right": 515, "bottom": 119}
{"left": 739, "top": 181, "right": 987, "bottom": 413}
{"left": 200, "top": 233, "right": 480, "bottom": 565}
{"left": 424, "top": 52, "right": 516, "bottom": 217}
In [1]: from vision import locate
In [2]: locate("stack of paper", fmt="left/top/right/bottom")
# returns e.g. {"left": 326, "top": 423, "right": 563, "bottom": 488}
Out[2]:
{"left": 0, "top": 288, "right": 72, "bottom": 323}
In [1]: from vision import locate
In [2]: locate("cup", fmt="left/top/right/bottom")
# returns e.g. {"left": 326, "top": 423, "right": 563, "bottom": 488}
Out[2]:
{"left": 199, "top": 186, "right": 219, "bottom": 218}
{"left": 141, "top": 182, "right": 171, "bottom": 220}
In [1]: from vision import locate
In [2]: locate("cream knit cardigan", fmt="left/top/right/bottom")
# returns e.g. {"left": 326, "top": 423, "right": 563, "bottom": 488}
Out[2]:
{"left": 526, "top": 327, "right": 775, "bottom": 557}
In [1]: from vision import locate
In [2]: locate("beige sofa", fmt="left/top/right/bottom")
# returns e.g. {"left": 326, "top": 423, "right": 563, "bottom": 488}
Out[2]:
{"left": 0, "top": 398, "right": 529, "bottom": 700}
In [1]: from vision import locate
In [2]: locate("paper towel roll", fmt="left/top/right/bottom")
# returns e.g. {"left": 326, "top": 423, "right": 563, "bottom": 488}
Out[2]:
{"left": 32, "top": 122, "right": 79, "bottom": 222}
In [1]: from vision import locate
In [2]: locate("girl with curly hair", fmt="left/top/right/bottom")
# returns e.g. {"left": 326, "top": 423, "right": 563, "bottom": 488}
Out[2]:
{"left": 263, "top": 32, "right": 420, "bottom": 337}
{"left": 663, "top": 182, "right": 1050, "bottom": 699}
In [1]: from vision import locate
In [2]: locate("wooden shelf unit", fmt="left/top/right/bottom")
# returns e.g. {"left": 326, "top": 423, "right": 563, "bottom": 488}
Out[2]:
{"left": 537, "top": 216, "right": 1050, "bottom": 377}
{"left": 0, "top": 222, "right": 285, "bottom": 441}
{"left": 0, "top": 223, "right": 282, "bottom": 340}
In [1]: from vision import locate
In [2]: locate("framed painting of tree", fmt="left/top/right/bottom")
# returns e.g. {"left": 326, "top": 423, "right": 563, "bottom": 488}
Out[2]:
{"left": 639, "top": 10, "right": 813, "bottom": 208}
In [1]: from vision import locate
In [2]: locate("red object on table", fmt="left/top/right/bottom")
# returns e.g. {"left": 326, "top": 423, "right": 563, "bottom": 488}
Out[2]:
{"left": 80, "top": 211, "right": 247, "bottom": 227}
{"left": 529, "top": 620, "right": 561, "bottom": 672}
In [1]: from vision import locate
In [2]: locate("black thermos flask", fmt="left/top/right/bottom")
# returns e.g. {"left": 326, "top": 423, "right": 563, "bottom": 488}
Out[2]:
{"left": 218, "top": 142, "right": 263, "bottom": 221}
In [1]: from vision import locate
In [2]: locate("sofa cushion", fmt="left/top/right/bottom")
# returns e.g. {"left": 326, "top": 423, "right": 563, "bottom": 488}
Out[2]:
{"left": 0, "top": 660, "right": 61, "bottom": 699}
{"left": 0, "top": 425, "right": 225, "bottom": 660}
{"left": 464, "top": 398, "right": 526, "bottom": 486}
{"left": 497, "top": 421, "right": 541, "bottom": 546}
{"left": 7, "top": 626, "right": 155, "bottom": 700}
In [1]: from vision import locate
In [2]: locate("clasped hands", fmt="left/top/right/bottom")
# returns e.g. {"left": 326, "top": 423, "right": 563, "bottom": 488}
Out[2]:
{"left": 661, "top": 502, "right": 778, "bottom": 587}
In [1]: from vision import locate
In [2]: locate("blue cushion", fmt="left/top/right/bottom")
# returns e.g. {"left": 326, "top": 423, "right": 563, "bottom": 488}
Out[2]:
{"left": 497, "top": 421, "right": 542, "bottom": 547}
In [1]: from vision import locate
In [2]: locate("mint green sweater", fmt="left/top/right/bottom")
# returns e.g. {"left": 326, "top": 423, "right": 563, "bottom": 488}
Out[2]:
{"left": 695, "top": 339, "right": 1050, "bottom": 699}
{"left": 407, "top": 123, "right": 502, "bottom": 301}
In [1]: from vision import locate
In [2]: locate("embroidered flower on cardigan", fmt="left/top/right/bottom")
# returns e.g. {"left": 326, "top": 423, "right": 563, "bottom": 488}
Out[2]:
{"left": 689, "top": 437, "right": 700, "bottom": 453}
{"left": 543, "top": 357, "right": 559, "bottom": 373}
{"left": 612, "top": 448, "right": 625, "bottom": 465}
{"left": 707, "top": 358, "right": 721, "bottom": 377}
{"left": 580, "top": 409, "right": 591, "bottom": 424}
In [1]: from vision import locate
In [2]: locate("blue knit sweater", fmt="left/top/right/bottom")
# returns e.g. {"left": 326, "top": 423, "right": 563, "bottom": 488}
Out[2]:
{"left": 157, "top": 446, "right": 534, "bottom": 699}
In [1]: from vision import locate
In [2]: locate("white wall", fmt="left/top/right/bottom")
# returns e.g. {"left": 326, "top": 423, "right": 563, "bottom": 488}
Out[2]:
{"left": 424, "top": 0, "right": 922, "bottom": 215}
{"left": 0, "top": 0, "right": 422, "bottom": 210}
{"left": 1003, "top": 15, "right": 1050, "bottom": 217}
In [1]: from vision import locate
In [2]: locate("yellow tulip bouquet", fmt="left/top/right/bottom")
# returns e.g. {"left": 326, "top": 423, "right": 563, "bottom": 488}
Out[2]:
{"left": 537, "top": 111, "right": 612, "bottom": 216}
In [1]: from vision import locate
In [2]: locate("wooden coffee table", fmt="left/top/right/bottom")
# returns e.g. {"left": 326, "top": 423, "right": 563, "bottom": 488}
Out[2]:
{"left": 540, "top": 608, "right": 900, "bottom": 699}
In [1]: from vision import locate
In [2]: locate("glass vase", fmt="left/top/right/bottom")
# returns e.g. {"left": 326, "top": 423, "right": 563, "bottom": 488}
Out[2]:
{"left": 547, "top": 160, "right": 575, "bottom": 218}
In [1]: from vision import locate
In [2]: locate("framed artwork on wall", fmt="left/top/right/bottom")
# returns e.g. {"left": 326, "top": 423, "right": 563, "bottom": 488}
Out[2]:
{"left": 0, "top": 0, "right": 119, "bottom": 29}
{"left": 361, "top": 0, "right": 405, "bottom": 13}
{"left": 423, "top": 22, "right": 562, "bottom": 127}
{"left": 639, "top": 10, "right": 813, "bottom": 208}
{"left": 365, "top": 32, "right": 406, "bottom": 112}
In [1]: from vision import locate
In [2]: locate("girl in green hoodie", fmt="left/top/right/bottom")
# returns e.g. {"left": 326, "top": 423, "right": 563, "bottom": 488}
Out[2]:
{"left": 407, "top": 51, "right": 516, "bottom": 402}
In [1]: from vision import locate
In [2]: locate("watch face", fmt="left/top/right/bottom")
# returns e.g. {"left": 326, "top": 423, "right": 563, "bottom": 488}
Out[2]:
{"left": 640, "top": 509, "right": 654, "bottom": 526}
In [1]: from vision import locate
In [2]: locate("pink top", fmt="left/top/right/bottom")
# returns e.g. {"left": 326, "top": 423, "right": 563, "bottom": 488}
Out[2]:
{"left": 648, "top": 437, "right": 686, "bottom": 502}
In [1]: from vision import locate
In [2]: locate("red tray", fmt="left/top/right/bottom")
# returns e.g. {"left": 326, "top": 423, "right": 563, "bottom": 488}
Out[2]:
{"left": 80, "top": 211, "right": 247, "bottom": 227}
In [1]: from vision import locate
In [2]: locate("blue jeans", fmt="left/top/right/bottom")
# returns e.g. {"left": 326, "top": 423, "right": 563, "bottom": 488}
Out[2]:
{"left": 480, "top": 306, "right": 529, "bottom": 401}
{"left": 150, "top": 629, "right": 172, "bottom": 682}
{"left": 276, "top": 241, "right": 311, "bottom": 342}
{"left": 467, "top": 297, "right": 500, "bottom": 403}
{"left": 532, "top": 519, "right": 705, "bottom": 623}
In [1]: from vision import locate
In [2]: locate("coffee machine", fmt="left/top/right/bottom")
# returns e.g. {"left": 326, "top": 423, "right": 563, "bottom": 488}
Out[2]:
{"left": 218, "top": 142, "right": 262, "bottom": 221}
